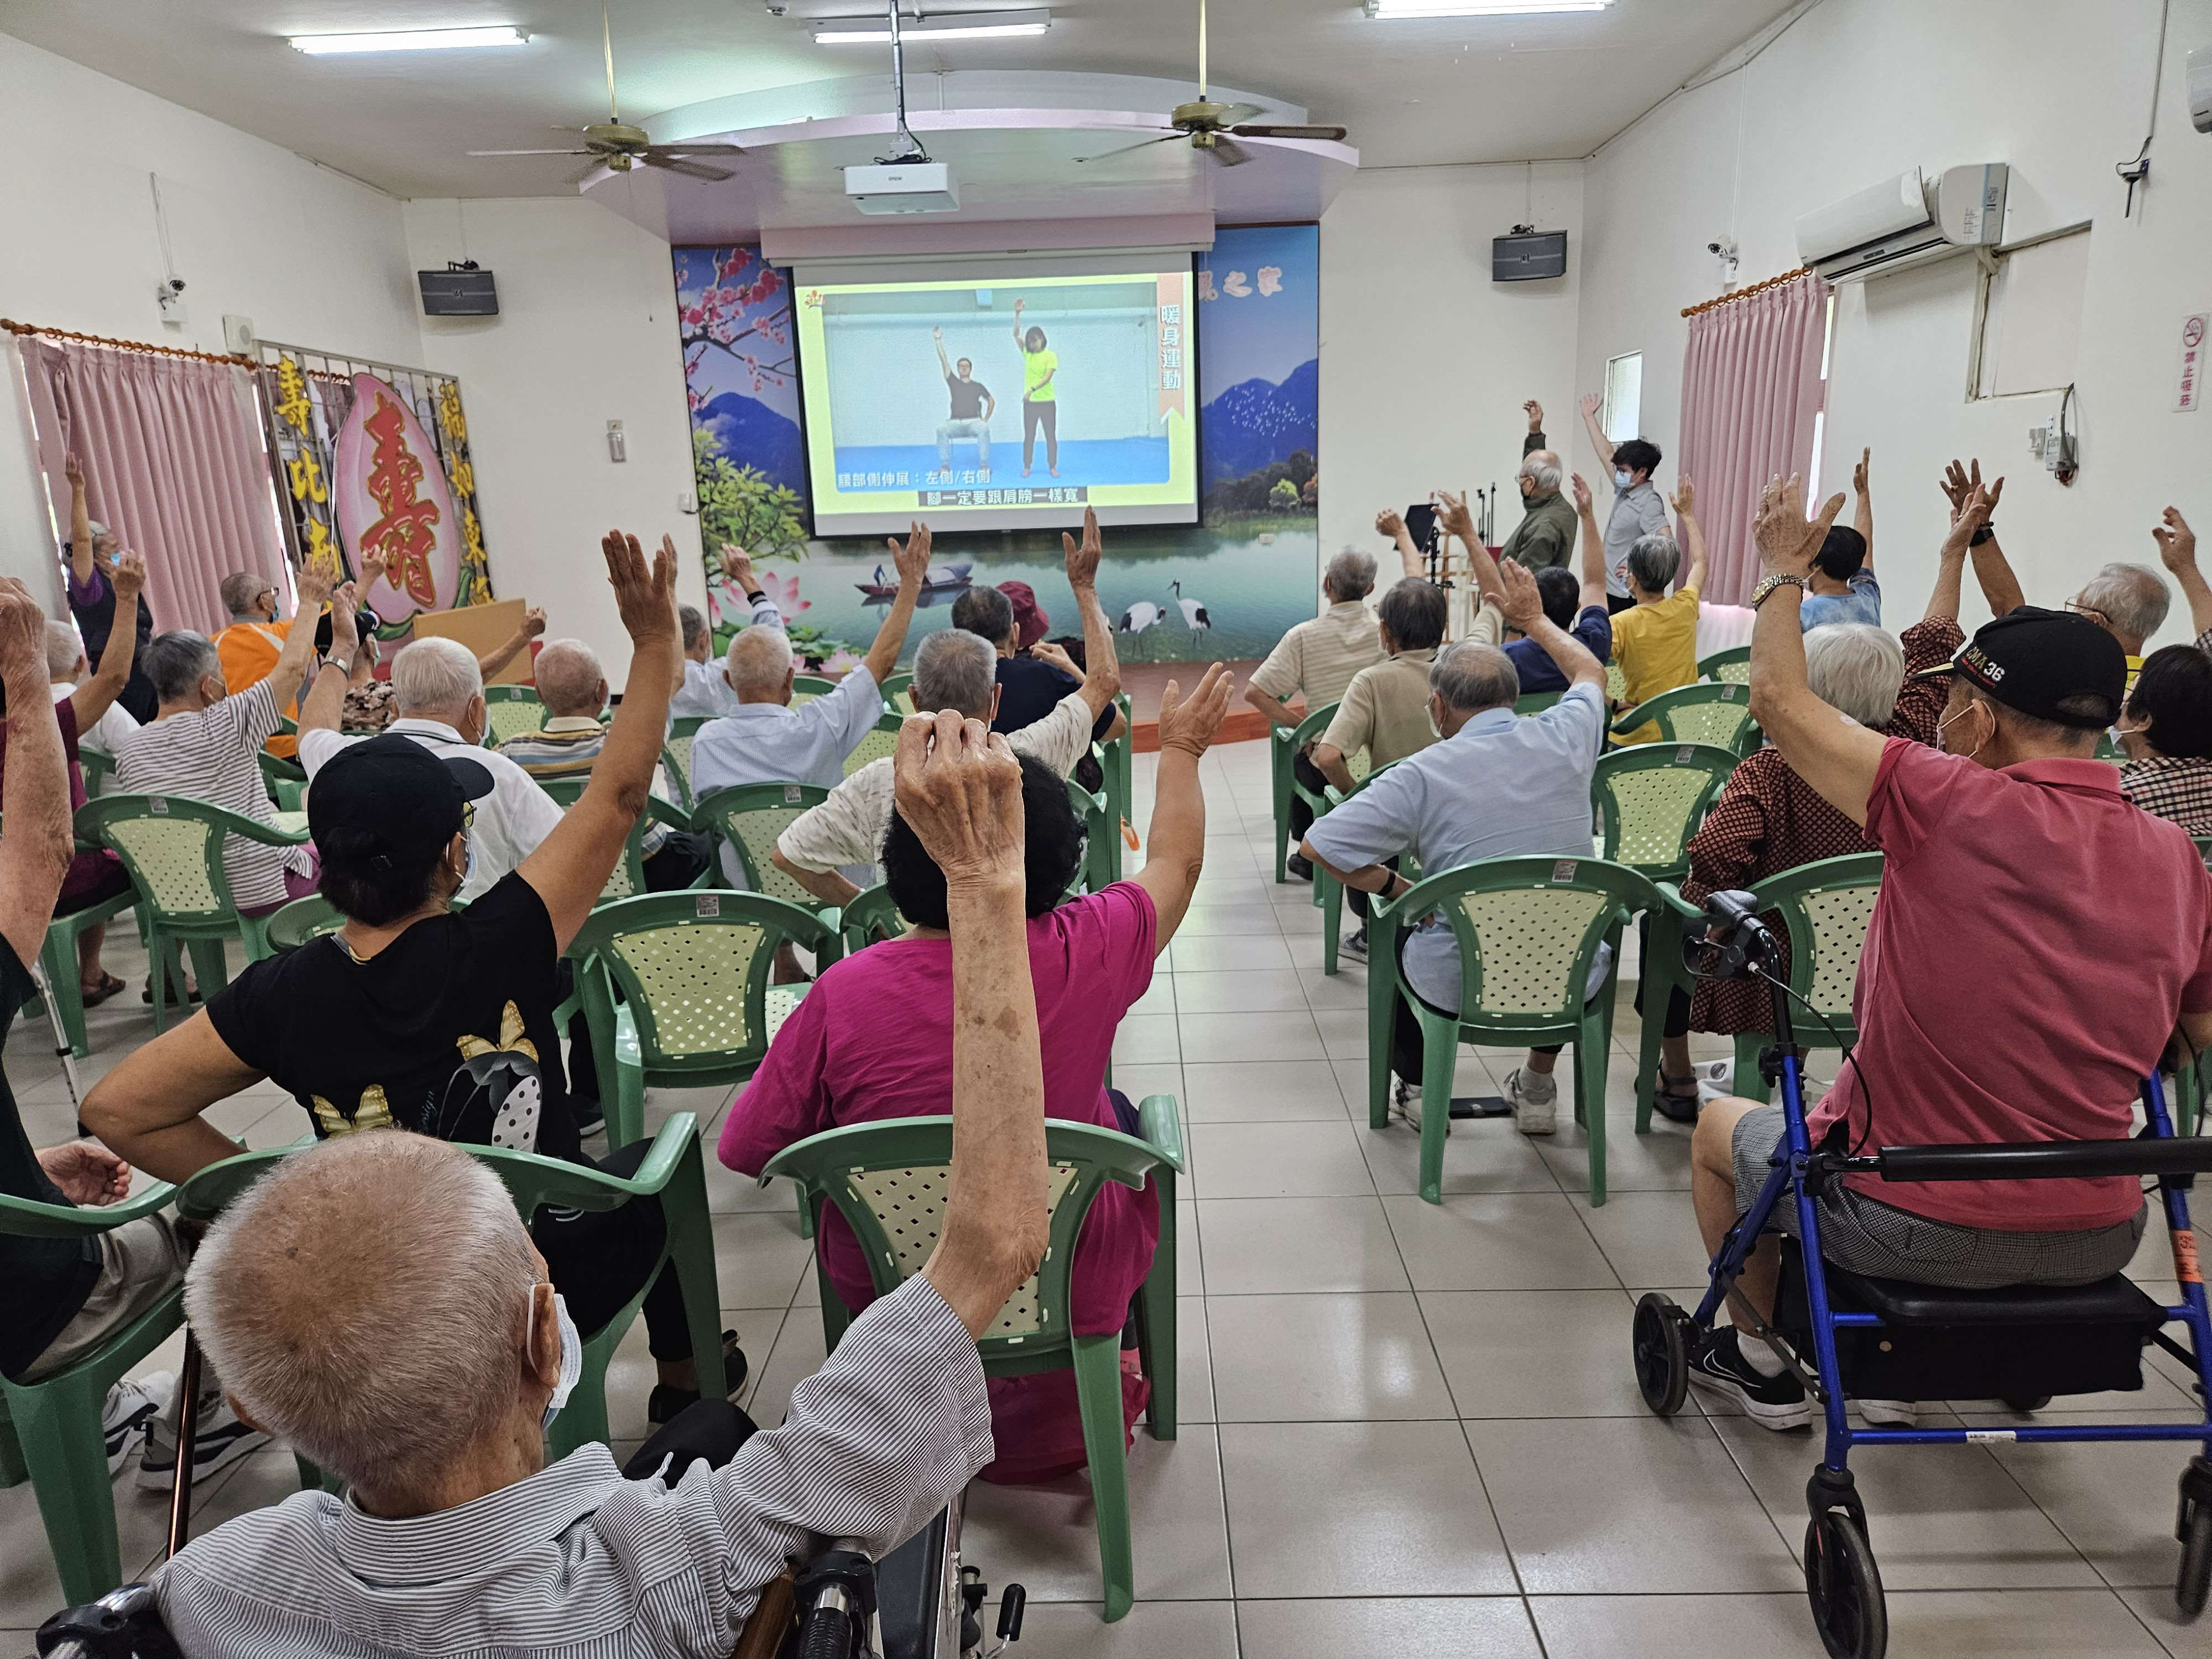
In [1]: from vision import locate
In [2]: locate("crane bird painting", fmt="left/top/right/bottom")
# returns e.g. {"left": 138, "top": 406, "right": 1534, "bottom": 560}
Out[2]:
{"left": 1170, "top": 580, "right": 1212, "bottom": 633}
{"left": 1118, "top": 599, "right": 1170, "bottom": 633}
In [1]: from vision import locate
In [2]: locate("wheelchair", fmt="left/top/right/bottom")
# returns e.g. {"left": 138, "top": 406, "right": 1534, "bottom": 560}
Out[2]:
{"left": 1630, "top": 890, "right": 2212, "bottom": 1659}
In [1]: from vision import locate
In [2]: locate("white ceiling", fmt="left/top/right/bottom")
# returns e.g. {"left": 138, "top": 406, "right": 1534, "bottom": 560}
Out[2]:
{"left": 0, "top": 0, "right": 1802, "bottom": 200}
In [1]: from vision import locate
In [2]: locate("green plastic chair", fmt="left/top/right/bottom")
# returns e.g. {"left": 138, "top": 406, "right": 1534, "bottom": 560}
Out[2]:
{"left": 1270, "top": 701, "right": 1335, "bottom": 884}
{"left": 1606, "top": 660, "right": 1627, "bottom": 705}
{"left": 257, "top": 749, "right": 305, "bottom": 813}
{"left": 881, "top": 671, "right": 917, "bottom": 716}
{"left": 173, "top": 1113, "right": 726, "bottom": 1463}
{"left": 788, "top": 674, "right": 838, "bottom": 711}
{"left": 566, "top": 890, "right": 838, "bottom": 1149}
{"left": 76, "top": 795, "right": 309, "bottom": 1029}
{"left": 264, "top": 892, "right": 345, "bottom": 952}
{"left": 1514, "top": 691, "right": 1563, "bottom": 716}
{"left": 482, "top": 685, "right": 547, "bottom": 747}
{"left": 1636, "top": 852, "right": 1884, "bottom": 1123}
{"left": 1699, "top": 645, "right": 1752, "bottom": 684}
{"left": 1367, "top": 855, "right": 1656, "bottom": 1206}
{"left": 837, "top": 883, "right": 906, "bottom": 954}
{"left": 1592, "top": 743, "right": 1739, "bottom": 884}
{"left": 1098, "top": 692, "right": 1133, "bottom": 874}
{"left": 1069, "top": 776, "right": 1115, "bottom": 897}
{"left": 691, "top": 782, "right": 837, "bottom": 910}
{"left": 1612, "top": 679, "right": 1756, "bottom": 755}
{"left": 1313, "top": 760, "right": 1402, "bottom": 975}
{"left": 844, "top": 710, "right": 905, "bottom": 778}
{"left": 761, "top": 1099, "right": 1184, "bottom": 1624}
{"left": 0, "top": 1181, "right": 186, "bottom": 1604}
{"left": 537, "top": 778, "right": 696, "bottom": 904}
{"left": 41, "top": 855, "right": 139, "bottom": 1057}
{"left": 661, "top": 715, "right": 710, "bottom": 811}
{"left": 79, "top": 744, "right": 117, "bottom": 799}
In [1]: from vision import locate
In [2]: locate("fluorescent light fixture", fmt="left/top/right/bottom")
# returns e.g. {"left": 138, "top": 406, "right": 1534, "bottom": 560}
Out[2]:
{"left": 1363, "top": 1, "right": 1609, "bottom": 16}
{"left": 813, "top": 8, "right": 1050, "bottom": 43}
{"left": 289, "top": 25, "right": 529, "bottom": 54}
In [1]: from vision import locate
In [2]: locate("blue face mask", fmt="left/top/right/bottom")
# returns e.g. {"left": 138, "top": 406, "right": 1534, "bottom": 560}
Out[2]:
{"left": 1613, "top": 468, "right": 1634, "bottom": 491}
{"left": 540, "top": 1290, "right": 582, "bottom": 1431}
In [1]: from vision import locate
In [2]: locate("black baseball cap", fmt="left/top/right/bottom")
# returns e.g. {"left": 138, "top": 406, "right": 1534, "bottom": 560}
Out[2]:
{"left": 1910, "top": 605, "right": 2126, "bottom": 730}
{"left": 309, "top": 734, "right": 495, "bottom": 872}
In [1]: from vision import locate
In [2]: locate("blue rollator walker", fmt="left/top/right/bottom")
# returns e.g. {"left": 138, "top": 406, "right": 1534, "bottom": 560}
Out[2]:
{"left": 1631, "top": 889, "right": 2212, "bottom": 1659}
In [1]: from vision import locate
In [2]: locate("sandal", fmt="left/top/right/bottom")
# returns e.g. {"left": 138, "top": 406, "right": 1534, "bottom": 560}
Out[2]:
{"left": 79, "top": 972, "right": 126, "bottom": 1008}
{"left": 1652, "top": 1070, "right": 1702, "bottom": 1125}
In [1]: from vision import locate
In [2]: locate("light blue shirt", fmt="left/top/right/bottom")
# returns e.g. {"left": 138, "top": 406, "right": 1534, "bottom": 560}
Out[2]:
{"left": 1306, "top": 683, "right": 1606, "bottom": 1012}
{"left": 1797, "top": 569, "right": 1882, "bottom": 630}
{"left": 689, "top": 665, "right": 885, "bottom": 885}
{"left": 671, "top": 594, "right": 784, "bottom": 722}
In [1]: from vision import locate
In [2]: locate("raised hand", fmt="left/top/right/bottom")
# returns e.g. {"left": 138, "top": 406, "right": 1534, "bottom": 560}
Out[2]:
{"left": 1062, "top": 506, "right": 1103, "bottom": 589}
{"left": 359, "top": 550, "right": 387, "bottom": 590}
{"left": 889, "top": 521, "right": 933, "bottom": 585}
{"left": 0, "top": 577, "right": 45, "bottom": 682}
{"left": 63, "top": 453, "right": 84, "bottom": 490}
{"left": 1375, "top": 508, "right": 1406, "bottom": 540}
{"left": 1524, "top": 399, "right": 1544, "bottom": 432}
{"left": 1156, "top": 662, "right": 1234, "bottom": 759}
{"left": 933, "top": 325, "right": 944, "bottom": 341}
{"left": 600, "top": 529, "right": 679, "bottom": 644}
{"left": 109, "top": 549, "right": 147, "bottom": 601}
{"left": 1029, "top": 640, "right": 1079, "bottom": 679}
{"left": 1942, "top": 485, "right": 1994, "bottom": 554}
{"left": 1496, "top": 557, "right": 1545, "bottom": 633}
{"left": 721, "top": 542, "right": 758, "bottom": 594}
{"left": 1853, "top": 447, "right": 1870, "bottom": 496}
{"left": 1940, "top": 457, "right": 2000, "bottom": 515}
{"left": 1436, "top": 489, "right": 1477, "bottom": 545}
{"left": 1571, "top": 473, "right": 1594, "bottom": 515}
{"left": 893, "top": 711, "right": 1025, "bottom": 889}
{"left": 1579, "top": 392, "right": 1603, "bottom": 421}
{"left": 1754, "top": 475, "right": 1846, "bottom": 577}
{"left": 1669, "top": 476, "right": 1696, "bottom": 518}
{"left": 522, "top": 606, "right": 547, "bottom": 640}
{"left": 327, "top": 581, "right": 361, "bottom": 651}
{"left": 2154, "top": 507, "right": 2197, "bottom": 573}
{"left": 294, "top": 562, "right": 336, "bottom": 612}
{"left": 36, "top": 1141, "right": 130, "bottom": 1206}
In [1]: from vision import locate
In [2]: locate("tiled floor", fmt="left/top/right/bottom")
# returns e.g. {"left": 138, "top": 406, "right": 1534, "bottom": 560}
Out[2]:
{"left": 4, "top": 734, "right": 2209, "bottom": 1656}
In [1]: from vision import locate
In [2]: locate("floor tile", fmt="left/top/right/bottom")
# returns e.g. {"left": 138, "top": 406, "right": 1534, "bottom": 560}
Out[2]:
{"left": 1186, "top": 1120, "right": 1375, "bottom": 1199}
{"left": 1357, "top": 1117, "right": 1564, "bottom": 1197}
{"left": 1973, "top": 1410, "right": 2210, "bottom": 1588}
{"left": 1881, "top": 1588, "right": 2172, "bottom": 1655}
{"left": 1465, "top": 1416, "right": 1799, "bottom": 1594}
{"left": 1001, "top": 1600, "right": 1239, "bottom": 1657}
{"left": 1219, "top": 1420, "right": 1517, "bottom": 1597}
{"left": 1530, "top": 1593, "right": 1829, "bottom": 1658}
{"left": 1112, "top": 1014, "right": 1183, "bottom": 1065}
{"left": 1176, "top": 1296, "right": 1215, "bottom": 1425}
{"left": 1177, "top": 1011, "right": 1325, "bottom": 1063}
{"left": 1107, "top": 1062, "right": 1185, "bottom": 1112}
{"left": 1198, "top": 1197, "right": 1410, "bottom": 1295}
{"left": 1570, "top": 1188, "right": 1714, "bottom": 1287}
{"left": 1173, "top": 905, "right": 1292, "bottom": 937}
{"left": 1166, "top": 933, "right": 1296, "bottom": 973}
{"left": 1176, "top": 1201, "right": 1202, "bottom": 1296}
{"left": 1128, "top": 975, "right": 1177, "bottom": 1016}
{"left": 1172, "top": 968, "right": 1310, "bottom": 1014}
{"left": 1207, "top": 1293, "right": 1454, "bottom": 1421}
{"left": 1425, "top": 1290, "right": 1655, "bottom": 1418}
{"left": 1236, "top": 1597, "right": 1543, "bottom": 1658}
{"left": 1537, "top": 1115, "right": 1699, "bottom": 1192}
{"left": 711, "top": 1211, "right": 817, "bottom": 1310}
{"left": 1383, "top": 1192, "right": 1618, "bottom": 1291}
{"left": 1311, "top": 1008, "right": 1371, "bottom": 1059}
{"left": 1180, "top": 1059, "right": 1345, "bottom": 1121}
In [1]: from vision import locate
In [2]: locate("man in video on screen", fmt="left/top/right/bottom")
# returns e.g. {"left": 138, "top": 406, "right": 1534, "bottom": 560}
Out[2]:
{"left": 932, "top": 326, "right": 995, "bottom": 483}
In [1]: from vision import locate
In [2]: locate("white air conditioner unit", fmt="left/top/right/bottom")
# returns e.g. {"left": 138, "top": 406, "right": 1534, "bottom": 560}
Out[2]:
{"left": 1794, "top": 164, "right": 2007, "bottom": 284}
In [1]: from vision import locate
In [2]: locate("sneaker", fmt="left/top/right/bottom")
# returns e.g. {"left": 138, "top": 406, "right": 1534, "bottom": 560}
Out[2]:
{"left": 1686, "top": 1327, "right": 1812, "bottom": 1430}
{"left": 139, "top": 1394, "right": 270, "bottom": 1490}
{"left": 102, "top": 1372, "right": 175, "bottom": 1477}
{"left": 648, "top": 1331, "right": 751, "bottom": 1426}
{"left": 1286, "top": 853, "right": 1314, "bottom": 882}
{"left": 1502, "top": 1067, "right": 1557, "bottom": 1136}
{"left": 1339, "top": 927, "right": 1368, "bottom": 962}
{"left": 1856, "top": 1399, "right": 1919, "bottom": 1427}
{"left": 572, "top": 1097, "right": 606, "bottom": 1138}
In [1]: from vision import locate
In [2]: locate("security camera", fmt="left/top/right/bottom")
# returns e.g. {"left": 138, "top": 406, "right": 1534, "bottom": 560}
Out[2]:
{"left": 1707, "top": 241, "right": 1724, "bottom": 255}
{"left": 166, "top": 277, "right": 186, "bottom": 293}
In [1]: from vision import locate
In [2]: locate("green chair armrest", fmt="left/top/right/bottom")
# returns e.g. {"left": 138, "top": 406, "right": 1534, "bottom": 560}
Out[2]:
{"left": 645, "top": 795, "right": 694, "bottom": 834}
{"left": 1136, "top": 1094, "right": 1185, "bottom": 1174}
{"left": 222, "top": 816, "right": 312, "bottom": 848}
{"left": 1651, "top": 881, "right": 1707, "bottom": 925}
{"left": 0, "top": 1180, "right": 178, "bottom": 1240}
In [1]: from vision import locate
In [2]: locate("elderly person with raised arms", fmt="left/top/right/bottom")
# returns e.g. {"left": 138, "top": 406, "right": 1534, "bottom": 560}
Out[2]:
{"left": 771, "top": 509, "right": 1121, "bottom": 907}
{"left": 1594, "top": 476, "right": 1707, "bottom": 744}
{"left": 1501, "top": 399, "right": 1579, "bottom": 573}
{"left": 1681, "top": 479, "right": 2212, "bottom": 1433}
{"left": 60, "top": 452, "right": 158, "bottom": 723}
{"left": 145, "top": 705, "right": 1056, "bottom": 1659}
{"left": 1302, "top": 559, "right": 1610, "bottom": 1134}
{"left": 671, "top": 544, "right": 787, "bottom": 721}
{"left": 1452, "top": 479, "right": 1612, "bottom": 698}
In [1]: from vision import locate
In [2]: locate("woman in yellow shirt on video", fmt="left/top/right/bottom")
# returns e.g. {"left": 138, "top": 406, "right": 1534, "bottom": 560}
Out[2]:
{"left": 1011, "top": 297, "right": 1060, "bottom": 479}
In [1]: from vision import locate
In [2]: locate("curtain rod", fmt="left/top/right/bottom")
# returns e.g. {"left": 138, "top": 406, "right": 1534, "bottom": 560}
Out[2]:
{"left": 1681, "top": 267, "right": 1814, "bottom": 319}
{"left": 0, "top": 319, "right": 255, "bottom": 368}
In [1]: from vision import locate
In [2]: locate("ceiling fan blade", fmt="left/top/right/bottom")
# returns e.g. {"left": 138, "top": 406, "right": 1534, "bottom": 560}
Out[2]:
{"left": 1214, "top": 102, "right": 1264, "bottom": 126}
{"left": 643, "top": 153, "right": 735, "bottom": 181}
{"left": 1232, "top": 123, "right": 1349, "bottom": 142}
{"left": 573, "top": 156, "right": 611, "bottom": 185}
{"left": 469, "top": 148, "right": 593, "bottom": 157}
{"left": 1073, "top": 131, "right": 1184, "bottom": 165}
{"left": 1208, "top": 134, "right": 1254, "bottom": 168}
{"left": 652, "top": 143, "right": 745, "bottom": 157}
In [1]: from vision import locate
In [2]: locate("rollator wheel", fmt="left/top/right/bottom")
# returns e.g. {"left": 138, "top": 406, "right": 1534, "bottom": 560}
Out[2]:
{"left": 2000, "top": 1394, "right": 2052, "bottom": 1415}
{"left": 2179, "top": 1497, "right": 2212, "bottom": 1618}
{"left": 1631, "top": 1292, "right": 1692, "bottom": 1417}
{"left": 1803, "top": 1510, "right": 1888, "bottom": 1659}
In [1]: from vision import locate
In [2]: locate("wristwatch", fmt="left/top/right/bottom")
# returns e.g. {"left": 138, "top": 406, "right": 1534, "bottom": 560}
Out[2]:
{"left": 1750, "top": 573, "right": 1807, "bottom": 610}
{"left": 1970, "top": 521, "right": 1996, "bottom": 547}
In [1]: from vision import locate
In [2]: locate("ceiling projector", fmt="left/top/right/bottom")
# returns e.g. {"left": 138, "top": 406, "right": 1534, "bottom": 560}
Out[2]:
{"left": 844, "top": 161, "right": 961, "bottom": 214}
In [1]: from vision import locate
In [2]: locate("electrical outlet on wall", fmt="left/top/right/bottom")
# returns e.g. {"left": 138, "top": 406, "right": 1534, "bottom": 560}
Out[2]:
{"left": 606, "top": 419, "right": 627, "bottom": 463}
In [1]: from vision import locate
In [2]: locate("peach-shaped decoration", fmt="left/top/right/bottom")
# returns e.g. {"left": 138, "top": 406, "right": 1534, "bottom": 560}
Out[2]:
{"left": 332, "top": 373, "right": 461, "bottom": 619}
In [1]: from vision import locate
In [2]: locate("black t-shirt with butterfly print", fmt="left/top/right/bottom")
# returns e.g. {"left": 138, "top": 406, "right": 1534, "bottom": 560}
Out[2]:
{"left": 206, "top": 873, "right": 581, "bottom": 1163}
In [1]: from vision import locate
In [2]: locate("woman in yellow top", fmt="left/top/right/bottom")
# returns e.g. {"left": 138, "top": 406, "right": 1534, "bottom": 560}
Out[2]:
{"left": 1583, "top": 473, "right": 1706, "bottom": 744}
{"left": 1011, "top": 297, "right": 1060, "bottom": 479}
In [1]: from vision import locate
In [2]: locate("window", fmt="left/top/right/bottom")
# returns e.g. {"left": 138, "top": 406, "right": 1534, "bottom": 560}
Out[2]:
{"left": 1807, "top": 291, "right": 1837, "bottom": 491}
{"left": 1974, "top": 227, "right": 2090, "bottom": 399}
{"left": 1602, "top": 352, "right": 1642, "bottom": 443}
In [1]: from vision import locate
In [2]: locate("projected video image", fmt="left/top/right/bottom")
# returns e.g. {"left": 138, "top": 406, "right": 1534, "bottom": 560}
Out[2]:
{"left": 796, "top": 268, "right": 1198, "bottom": 535}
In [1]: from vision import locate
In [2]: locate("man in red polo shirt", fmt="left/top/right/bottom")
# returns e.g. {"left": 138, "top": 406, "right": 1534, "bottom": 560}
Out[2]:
{"left": 1683, "top": 478, "right": 2212, "bottom": 1431}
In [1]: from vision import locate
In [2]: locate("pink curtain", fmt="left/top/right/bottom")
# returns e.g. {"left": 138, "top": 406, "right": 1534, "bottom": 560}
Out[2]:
{"left": 19, "top": 339, "right": 286, "bottom": 634}
{"left": 1677, "top": 274, "right": 1829, "bottom": 604}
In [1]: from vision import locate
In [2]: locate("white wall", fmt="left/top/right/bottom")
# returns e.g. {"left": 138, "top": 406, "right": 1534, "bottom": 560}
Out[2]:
{"left": 404, "top": 197, "right": 706, "bottom": 687}
{"left": 0, "top": 29, "right": 421, "bottom": 605}
{"left": 1319, "top": 162, "right": 1585, "bottom": 571}
{"left": 1578, "top": 0, "right": 2212, "bottom": 636}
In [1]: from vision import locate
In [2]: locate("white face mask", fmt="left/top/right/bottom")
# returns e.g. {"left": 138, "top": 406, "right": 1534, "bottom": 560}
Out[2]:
{"left": 2111, "top": 718, "right": 2150, "bottom": 757}
{"left": 1613, "top": 468, "right": 1633, "bottom": 491}
{"left": 540, "top": 1290, "right": 582, "bottom": 1431}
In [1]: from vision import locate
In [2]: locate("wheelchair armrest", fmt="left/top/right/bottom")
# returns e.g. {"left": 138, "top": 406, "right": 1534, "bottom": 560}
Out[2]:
{"left": 1874, "top": 1136, "right": 2212, "bottom": 1185}
{"left": 1136, "top": 1093, "right": 1186, "bottom": 1174}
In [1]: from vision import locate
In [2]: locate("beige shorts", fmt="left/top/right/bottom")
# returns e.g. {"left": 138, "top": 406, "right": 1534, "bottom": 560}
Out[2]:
{"left": 24, "top": 1213, "right": 186, "bottom": 1381}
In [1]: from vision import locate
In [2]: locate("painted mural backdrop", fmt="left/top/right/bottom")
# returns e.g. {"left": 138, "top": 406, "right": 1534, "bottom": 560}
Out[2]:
{"left": 674, "top": 225, "right": 1319, "bottom": 667}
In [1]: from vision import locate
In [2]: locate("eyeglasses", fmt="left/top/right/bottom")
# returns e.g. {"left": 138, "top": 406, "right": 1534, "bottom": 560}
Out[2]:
{"left": 2064, "top": 600, "right": 2110, "bottom": 624}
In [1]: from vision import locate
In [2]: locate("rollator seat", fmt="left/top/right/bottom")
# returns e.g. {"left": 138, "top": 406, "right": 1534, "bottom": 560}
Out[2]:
{"left": 1823, "top": 1265, "right": 2164, "bottom": 1329}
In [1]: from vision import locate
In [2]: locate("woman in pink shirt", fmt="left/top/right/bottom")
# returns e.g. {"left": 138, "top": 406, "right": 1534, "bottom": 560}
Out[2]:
{"left": 721, "top": 668, "right": 1230, "bottom": 1480}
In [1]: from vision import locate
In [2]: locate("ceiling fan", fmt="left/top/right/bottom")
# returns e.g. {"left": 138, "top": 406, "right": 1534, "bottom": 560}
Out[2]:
{"left": 466, "top": 0, "right": 744, "bottom": 182}
{"left": 1074, "top": 0, "right": 1348, "bottom": 169}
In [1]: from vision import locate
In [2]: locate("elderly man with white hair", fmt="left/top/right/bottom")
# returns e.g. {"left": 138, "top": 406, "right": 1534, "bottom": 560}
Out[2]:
{"left": 2069, "top": 560, "right": 2171, "bottom": 692}
{"left": 1498, "top": 399, "right": 1579, "bottom": 573}
{"left": 771, "top": 509, "right": 1122, "bottom": 906}
{"left": 670, "top": 545, "right": 785, "bottom": 721}
{"left": 145, "top": 709, "right": 1054, "bottom": 1659}
{"left": 688, "top": 523, "right": 931, "bottom": 882}
{"left": 1302, "top": 559, "right": 1610, "bottom": 1134}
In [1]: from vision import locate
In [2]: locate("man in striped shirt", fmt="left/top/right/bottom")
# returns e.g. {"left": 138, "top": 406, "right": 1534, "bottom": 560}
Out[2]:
{"left": 152, "top": 709, "right": 1051, "bottom": 1659}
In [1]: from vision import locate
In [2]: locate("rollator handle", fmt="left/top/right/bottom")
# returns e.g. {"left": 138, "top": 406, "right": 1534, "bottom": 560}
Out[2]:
{"left": 1875, "top": 1135, "right": 2212, "bottom": 1184}
{"left": 1702, "top": 890, "right": 1776, "bottom": 979}
{"left": 36, "top": 1584, "right": 179, "bottom": 1658}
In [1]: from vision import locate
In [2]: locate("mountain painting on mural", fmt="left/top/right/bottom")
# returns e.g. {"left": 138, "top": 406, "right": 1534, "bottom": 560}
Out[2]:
{"left": 671, "top": 226, "right": 1322, "bottom": 670}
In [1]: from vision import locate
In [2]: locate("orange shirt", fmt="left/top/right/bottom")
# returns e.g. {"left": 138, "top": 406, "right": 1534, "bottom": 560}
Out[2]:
{"left": 216, "top": 618, "right": 298, "bottom": 758}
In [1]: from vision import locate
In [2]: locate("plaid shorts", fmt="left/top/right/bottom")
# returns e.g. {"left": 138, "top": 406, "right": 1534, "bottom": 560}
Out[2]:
{"left": 1729, "top": 1105, "right": 2148, "bottom": 1288}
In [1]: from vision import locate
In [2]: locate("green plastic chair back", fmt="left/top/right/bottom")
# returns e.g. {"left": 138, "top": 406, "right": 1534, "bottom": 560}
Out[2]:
{"left": 534, "top": 776, "right": 686, "bottom": 903}
{"left": 1311, "top": 758, "right": 1404, "bottom": 974}
{"left": 79, "top": 744, "right": 117, "bottom": 799}
{"left": 1514, "top": 691, "right": 1562, "bottom": 715}
{"left": 1271, "top": 700, "right": 1338, "bottom": 883}
{"left": 1699, "top": 645, "right": 1753, "bottom": 684}
{"left": 1754, "top": 851, "right": 1885, "bottom": 1035}
{"left": 0, "top": 1182, "right": 187, "bottom": 1604}
{"left": 691, "top": 782, "right": 835, "bottom": 907}
{"left": 1097, "top": 692, "right": 1133, "bottom": 885}
{"left": 1613, "top": 680, "right": 1755, "bottom": 753}
{"left": 789, "top": 674, "right": 837, "bottom": 711}
{"left": 881, "top": 671, "right": 917, "bottom": 716}
{"left": 844, "top": 711, "right": 904, "bottom": 778}
{"left": 2197, "top": 835, "right": 2212, "bottom": 872}
{"left": 1592, "top": 743, "right": 1739, "bottom": 881}
{"left": 662, "top": 716, "right": 709, "bottom": 810}
{"left": 257, "top": 749, "right": 305, "bottom": 811}
{"left": 265, "top": 893, "right": 345, "bottom": 951}
{"left": 481, "top": 685, "right": 546, "bottom": 747}
{"left": 1606, "top": 660, "right": 1627, "bottom": 704}
{"left": 1069, "top": 776, "right": 1113, "bottom": 896}
{"left": 838, "top": 883, "right": 905, "bottom": 953}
